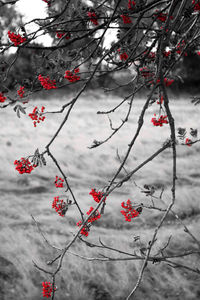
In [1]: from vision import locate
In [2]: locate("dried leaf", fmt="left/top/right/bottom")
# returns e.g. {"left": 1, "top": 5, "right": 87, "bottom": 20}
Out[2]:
{"left": 18, "top": 105, "right": 26, "bottom": 114}
{"left": 16, "top": 108, "right": 20, "bottom": 118}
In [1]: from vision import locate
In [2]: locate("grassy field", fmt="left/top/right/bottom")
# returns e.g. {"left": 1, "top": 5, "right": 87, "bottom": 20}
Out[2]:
{"left": 0, "top": 92, "right": 200, "bottom": 300}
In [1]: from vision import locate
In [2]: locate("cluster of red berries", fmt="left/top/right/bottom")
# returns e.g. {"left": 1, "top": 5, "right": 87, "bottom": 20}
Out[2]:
{"left": 54, "top": 176, "right": 64, "bottom": 188}
{"left": 156, "top": 78, "right": 174, "bottom": 87}
{"left": 148, "top": 52, "right": 156, "bottom": 59}
{"left": 14, "top": 158, "right": 36, "bottom": 174}
{"left": 77, "top": 207, "right": 101, "bottom": 236}
{"left": 193, "top": 0, "right": 200, "bottom": 11}
{"left": 42, "top": 0, "right": 51, "bottom": 7}
{"left": 87, "top": 206, "right": 101, "bottom": 223}
{"left": 17, "top": 86, "right": 25, "bottom": 98}
{"left": 143, "top": 51, "right": 156, "bottom": 60}
{"left": 118, "top": 49, "right": 128, "bottom": 61}
{"left": 56, "top": 31, "right": 70, "bottom": 39}
{"left": 42, "top": 282, "right": 54, "bottom": 298}
{"left": 64, "top": 68, "right": 80, "bottom": 83}
{"left": 154, "top": 11, "right": 173, "bottom": 22}
{"left": 128, "top": 0, "right": 136, "bottom": 10}
{"left": 121, "top": 200, "right": 140, "bottom": 222}
{"left": 52, "top": 196, "right": 67, "bottom": 217}
{"left": 151, "top": 114, "right": 168, "bottom": 126}
{"left": 76, "top": 189, "right": 105, "bottom": 237}
{"left": 140, "top": 67, "right": 154, "bottom": 78}
{"left": 28, "top": 106, "right": 45, "bottom": 127}
{"left": 38, "top": 74, "right": 57, "bottom": 90}
{"left": 87, "top": 12, "right": 98, "bottom": 26}
{"left": 8, "top": 31, "right": 26, "bottom": 46}
{"left": 0, "top": 92, "right": 6, "bottom": 103}
{"left": 89, "top": 188, "right": 106, "bottom": 203}
{"left": 76, "top": 220, "right": 90, "bottom": 237}
{"left": 53, "top": 176, "right": 66, "bottom": 216}
{"left": 185, "top": 138, "right": 192, "bottom": 146}
{"left": 121, "top": 14, "right": 132, "bottom": 24}
{"left": 176, "top": 40, "right": 187, "bottom": 56}
{"left": 163, "top": 78, "right": 174, "bottom": 86}
{"left": 154, "top": 11, "right": 167, "bottom": 22}
{"left": 163, "top": 50, "right": 171, "bottom": 57}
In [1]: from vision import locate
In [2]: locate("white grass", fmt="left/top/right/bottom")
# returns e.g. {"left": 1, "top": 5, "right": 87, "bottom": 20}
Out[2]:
{"left": 0, "top": 94, "right": 200, "bottom": 299}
